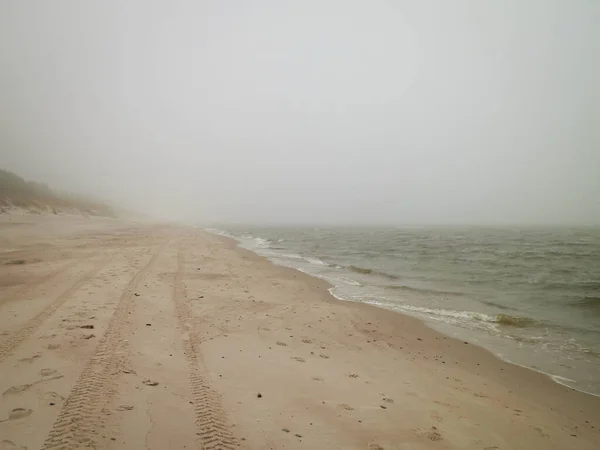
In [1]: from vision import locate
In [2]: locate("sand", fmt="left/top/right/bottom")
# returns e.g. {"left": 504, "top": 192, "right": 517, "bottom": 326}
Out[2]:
{"left": 0, "top": 213, "right": 599, "bottom": 450}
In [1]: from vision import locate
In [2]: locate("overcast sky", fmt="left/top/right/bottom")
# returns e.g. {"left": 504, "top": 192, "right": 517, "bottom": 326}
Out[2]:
{"left": 1, "top": 1, "right": 598, "bottom": 225}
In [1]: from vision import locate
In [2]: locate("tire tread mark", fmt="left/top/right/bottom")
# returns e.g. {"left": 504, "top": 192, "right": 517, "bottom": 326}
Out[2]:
{"left": 0, "top": 258, "right": 83, "bottom": 308}
{"left": 41, "top": 245, "right": 166, "bottom": 450}
{"left": 0, "top": 255, "right": 114, "bottom": 362}
{"left": 174, "top": 245, "right": 237, "bottom": 450}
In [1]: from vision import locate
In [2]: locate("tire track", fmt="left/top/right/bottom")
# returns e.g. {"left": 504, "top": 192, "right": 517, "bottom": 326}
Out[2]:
{"left": 0, "top": 258, "right": 82, "bottom": 308}
{"left": 173, "top": 245, "right": 237, "bottom": 450}
{"left": 0, "top": 254, "right": 115, "bottom": 363}
{"left": 41, "top": 243, "right": 166, "bottom": 450}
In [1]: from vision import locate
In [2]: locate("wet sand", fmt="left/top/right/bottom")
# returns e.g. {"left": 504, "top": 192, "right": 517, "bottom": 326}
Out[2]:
{"left": 0, "top": 213, "right": 599, "bottom": 449}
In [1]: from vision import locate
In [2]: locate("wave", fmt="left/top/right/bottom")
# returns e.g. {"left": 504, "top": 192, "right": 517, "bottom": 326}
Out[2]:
{"left": 386, "top": 284, "right": 465, "bottom": 297}
{"left": 307, "top": 257, "right": 328, "bottom": 266}
{"left": 251, "top": 237, "right": 271, "bottom": 248}
{"left": 573, "top": 296, "right": 600, "bottom": 307}
{"left": 347, "top": 265, "right": 373, "bottom": 274}
{"left": 324, "top": 276, "right": 362, "bottom": 287}
{"left": 204, "top": 228, "right": 234, "bottom": 238}
{"left": 543, "top": 280, "right": 600, "bottom": 292}
{"left": 371, "top": 302, "right": 539, "bottom": 329}
{"left": 275, "top": 252, "right": 304, "bottom": 260}
{"left": 273, "top": 252, "right": 329, "bottom": 267}
{"left": 380, "top": 303, "right": 496, "bottom": 323}
{"left": 495, "top": 314, "right": 537, "bottom": 327}
{"left": 480, "top": 300, "right": 519, "bottom": 311}
{"left": 229, "top": 234, "right": 331, "bottom": 268}
{"left": 571, "top": 296, "right": 600, "bottom": 313}
{"left": 346, "top": 265, "right": 399, "bottom": 280}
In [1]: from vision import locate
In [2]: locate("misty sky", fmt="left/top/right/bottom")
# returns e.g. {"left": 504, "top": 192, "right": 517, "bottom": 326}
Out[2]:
{"left": 1, "top": 1, "right": 599, "bottom": 225}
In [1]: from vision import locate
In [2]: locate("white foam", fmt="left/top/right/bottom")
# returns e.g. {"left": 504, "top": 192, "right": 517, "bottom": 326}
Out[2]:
{"left": 253, "top": 237, "right": 271, "bottom": 248}
{"left": 204, "top": 228, "right": 233, "bottom": 238}
{"left": 383, "top": 303, "right": 495, "bottom": 323}
{"left": 272, "top": 252, "right": 329, "bottom": 267}
{"left": 322, "top": 275, "right": 361, "bottom": 287}
{"left": 498, "top": 357, "right": 600, "bottom": 398}
{"left": 551, "top": 374, "right": 577, "bottom": 383}
{"left": 328, "top": 287, "right": 352, "bottom": 301}
{"left": 306, "top": 257, "right": 328, "bottom": 266}
{"left": 278, "top": 252, "right": 304, "bottom": 260}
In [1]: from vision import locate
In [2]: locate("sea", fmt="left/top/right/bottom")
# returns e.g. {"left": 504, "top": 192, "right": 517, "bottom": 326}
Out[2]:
{"left": 207, "top": 226, "right": 600, "bottom": 396}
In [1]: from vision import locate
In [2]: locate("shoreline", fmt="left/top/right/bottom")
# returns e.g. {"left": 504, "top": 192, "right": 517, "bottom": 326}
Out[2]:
{"left": 328, "top": 287, "right": 600, "bottom": 399}
{"left": 212, "top": 230, "right": 600, "bottom": 448}
{"left": 327, "top": 286, "right": 600, "bottom": 398}
{"left": 213, "top": 230, "right": 600, "bottom": 399}
{"left": 1, "top": 214, "right": 599, "bottom": 449}
{"left": 216, "top": 232, "right": 600, "bottom": 400}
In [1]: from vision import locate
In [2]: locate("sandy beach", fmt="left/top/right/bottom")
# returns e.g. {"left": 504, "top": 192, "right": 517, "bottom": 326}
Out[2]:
{"left": 0, "top": 213, "right": 598, "bottom": 450}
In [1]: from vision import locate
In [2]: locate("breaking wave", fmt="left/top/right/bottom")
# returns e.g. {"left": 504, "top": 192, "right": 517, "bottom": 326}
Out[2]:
{"left": 346, "top": 265, "right": 399, "bottom": 280}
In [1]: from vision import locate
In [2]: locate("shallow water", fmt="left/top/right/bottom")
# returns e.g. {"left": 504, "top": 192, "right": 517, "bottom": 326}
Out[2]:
{"left": 210, "top": 226, "right": 600, "bottom": 396}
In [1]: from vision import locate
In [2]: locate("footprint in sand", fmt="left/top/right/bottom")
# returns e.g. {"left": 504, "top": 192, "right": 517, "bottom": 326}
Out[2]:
{"left": 427, "top": 432, "right": 443, "bottom": 442}
{"left": 311, "top": 376, "right": 323, "bottom": 381}
{"left": 2, "top": 384, "right": 32, "bottom": 396}
{"left": 319, "top": 353, "right": 330, "bottom": 359}
{"left": 431, "top": 411, "right": 443, "bottom": 423}
{"left": 41, "top": 391, "right": 64, "bottom": 404}
{"left": 3, "top": 373, "right": 64, "bottom": 397}
{"left": 116, "top": 405, "right": 135, "bottom": 411}
{"left": 2, "top": 408, "right": 33, "bottom": 422}
{"left": 348, "top": 373, "right": 360, "bottom": 378}
{"left": 414, "top": 426, "right": 443, "bottom": 442}
{"left": 40, "top": 368, "right": 58, "bottom": 377}
{"left": 1, "top": 440, "right": 28, "bottom": 450}
{"left": 291, "top": 357, "right": 306, "bottom": 363}
{"left": 41, "top": 333, "right": 58, "bottom": 338}
{"left": 18, "top": 354, "right": 41, "bottom": 363}
{"left": 276, "top": 341, "right": 287, "bottom": 346}
{"left": 382, "top": 397, "right": 394, "bottom": 404}
{"left": 301, "top": 339, "right": 312, "bottom": 344}
{"left": 338, "top": 404, "right": 354, "bottom": 411}
{"left": 47, "top": 344, "right": 61, "bottom": 350}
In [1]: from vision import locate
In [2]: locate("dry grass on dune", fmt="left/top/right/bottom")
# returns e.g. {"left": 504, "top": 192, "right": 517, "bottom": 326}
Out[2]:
{"left": 0, "top": 169, "right": 115, "bottom": 217}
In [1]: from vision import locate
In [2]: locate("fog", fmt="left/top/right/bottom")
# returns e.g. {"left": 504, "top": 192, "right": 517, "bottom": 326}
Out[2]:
{"left": 1, "top": 1, "right": 598, "bottom": 225}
